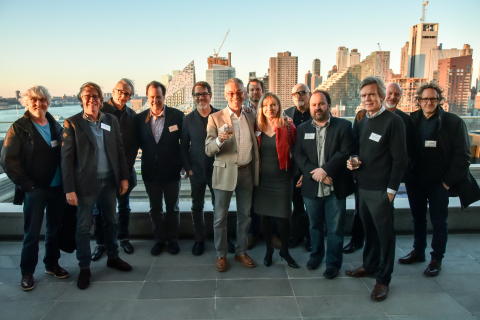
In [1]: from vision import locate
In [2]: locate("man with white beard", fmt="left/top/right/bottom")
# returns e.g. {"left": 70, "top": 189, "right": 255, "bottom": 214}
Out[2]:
{"left": 180, "top": 81, "right": 219, "bottom": 256}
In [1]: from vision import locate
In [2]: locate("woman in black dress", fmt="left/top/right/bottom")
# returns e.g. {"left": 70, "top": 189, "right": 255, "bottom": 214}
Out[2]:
{"left": 254, "top": 93, "right": 298, "bottom": 268}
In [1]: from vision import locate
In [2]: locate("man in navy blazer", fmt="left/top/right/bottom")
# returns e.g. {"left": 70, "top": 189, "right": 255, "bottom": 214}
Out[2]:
{"left": 136, "top": 81, "right": 184, "bottom": 256}
{"left": 293, "top": 89, "right": 355, "bottom": 278}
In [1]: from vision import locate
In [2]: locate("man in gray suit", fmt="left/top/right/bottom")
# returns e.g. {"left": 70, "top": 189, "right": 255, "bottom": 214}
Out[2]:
{"left": 205, "top": 78, "right": 259, "bottom": 272}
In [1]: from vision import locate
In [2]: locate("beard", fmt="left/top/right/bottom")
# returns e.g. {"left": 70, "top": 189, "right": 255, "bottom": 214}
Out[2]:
{"left": 296, "top": 101, "right": 305, "bottom": 107}
{"left": 312, "top": 110, "right": 328, "bottom": 122}
{"left": 385, "top": 102, "right": 397, "bottom": 109}
{"left": 197, "top": 103, "right": 209, "bottom": 110}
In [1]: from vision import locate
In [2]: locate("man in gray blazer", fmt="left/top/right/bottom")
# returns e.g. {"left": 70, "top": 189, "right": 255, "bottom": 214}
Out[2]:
{"left": 205, "top": 78, "right": 259, "bottom": 272}
{"left": 62, "top": 82, "right": 132, "bottom": 290}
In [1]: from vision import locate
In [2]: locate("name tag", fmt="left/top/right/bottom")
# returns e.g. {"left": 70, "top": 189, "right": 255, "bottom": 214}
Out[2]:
{"left": 169, "top": 125, "right": 178, "bottom": 132}
{"left": 369, "top": 133, "right": 381, "bottom": 142}
{"left": 100, "top": 123, "right": 111, "bottom": 131}
{"left": 425, "top": 140, "right": 437, "bottom": 147}
{"left": 305, "top": 133, "right": 315, "bottom": 139}
{"left": 50, "top": 140, "right": 59, "bottom": 147}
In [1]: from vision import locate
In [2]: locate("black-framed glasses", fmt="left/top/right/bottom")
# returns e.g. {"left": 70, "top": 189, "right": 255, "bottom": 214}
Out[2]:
{"left": 292, "top": 91, "right": 308, "bottom": 97}
{"left": 115, "top": 89, "right": 131, "bottom": 98}
{"left": 226, "top": 91, "right": 244, "bottom": 98}
{"left": 419, "top": 98, "right": 439, "bottom": 104}
{"left": 193, "top": 92, "right": 211, "bottom": 98}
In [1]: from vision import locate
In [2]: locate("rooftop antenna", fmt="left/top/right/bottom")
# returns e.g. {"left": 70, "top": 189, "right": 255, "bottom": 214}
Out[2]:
{"left": 420, "top": 1, "right": 429, "bottom": 22}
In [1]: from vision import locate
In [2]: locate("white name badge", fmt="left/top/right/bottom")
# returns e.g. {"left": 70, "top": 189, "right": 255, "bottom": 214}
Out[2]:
{"left": 169, "top": 125, "right": 178, "bottom": 132}
{"left": 425, "top": 140, "right": 437, "bottom": 147}
{"left": 50, "top": 140, "right": 59, "bottom": 147}
{"left": 100, "top": 123, "right": 111, "bottom": 131}
{"left": 369, "top": 133, "right": 381, "bottom": 142}
{"left": 305, "top": 133, "right": 315, "bottom": 139}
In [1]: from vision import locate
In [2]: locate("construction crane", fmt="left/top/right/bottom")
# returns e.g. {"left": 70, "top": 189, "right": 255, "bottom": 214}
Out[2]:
{"left": 420, "top": 1, "right": 429, "bottom": 22}
{"left": 214, "top": 29, "right": 230, "bottom": 58}
{"left": 377, "top": 43, "right": 388, "bottom": 82}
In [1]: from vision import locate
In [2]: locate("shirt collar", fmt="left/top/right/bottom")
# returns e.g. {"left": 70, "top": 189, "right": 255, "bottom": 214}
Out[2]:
{"left": 83, "top": 111, "right": 105, "bottom": 123}
{"left": 311, "top": 115, "right": 331, "bottom": 129}
{"left": 150, "top": 108, "right": 165, "bottom": 119}
{"left": 227, "top": 106, "right": 244, "bottom": 118}
{"left": 366, "top": 105, "right": 386, "bottom": 119}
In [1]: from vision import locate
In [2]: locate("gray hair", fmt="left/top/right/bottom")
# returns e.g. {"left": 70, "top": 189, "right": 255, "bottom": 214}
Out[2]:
{"left": 359, "top": 77, "right": 386, "bottom": 99}
{"left": 415, "top": 81, "right": 445, "bottom": 107}
{"left": 116, "top": 78, "right": 135, "bottom": 98}
{"left": 77, "top": 82, "right": 104, "bottom": 107}
{"left": 387, "top": 82, "right": 403, "bottom": 96}
{"left": 224, "top": 78, "right": 245, "bottom": 90}
{"left": 21, "top": 85, "right": 52, "bottom": 107}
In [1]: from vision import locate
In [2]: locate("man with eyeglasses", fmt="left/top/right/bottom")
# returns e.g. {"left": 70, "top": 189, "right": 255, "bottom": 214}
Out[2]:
{"left": 136, "top": 81, "right": 185, "bottom": 256}
{"left": 398, "top": 82, "right": 480, "bottom": 277}
{"left": 180, "top": 82, "right": 219, "bottom": 255}
{"left": 284, "top": 83, "right": 312, "bottom": 252}
{"left": 62, "top": 82, "right": 132, "bottom": 290}
{"left": 91, "top": 79, "right": 139, "bottom": 261}
{"left": 206, "top": 78, "right": 259, "bottom": 272}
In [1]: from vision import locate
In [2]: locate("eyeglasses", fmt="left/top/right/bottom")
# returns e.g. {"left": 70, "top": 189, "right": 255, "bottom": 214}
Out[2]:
{"left": 29, "top": 98, "right": 48, "bottom": 104}
{"left": 419, "top": 98, "right": 439, "bottom": 104}
{"left": 193, "top": 92, "right": 211, "bottom": 98}
{"left": 292, "top": 91, "right": 308, "bottom": 97}
{"left": 226, "top": 91, "right": 244, "bottom": 98}
{"left": 115, "top": 89, "right": 131, "bottom": 98}
{"left": 82, "top": 95, "right": 100, "bottom": 101}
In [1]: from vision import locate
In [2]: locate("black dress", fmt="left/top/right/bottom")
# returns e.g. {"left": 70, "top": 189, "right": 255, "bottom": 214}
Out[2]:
{"left": 254, "top": 133, "right": 293, "bottom": 218}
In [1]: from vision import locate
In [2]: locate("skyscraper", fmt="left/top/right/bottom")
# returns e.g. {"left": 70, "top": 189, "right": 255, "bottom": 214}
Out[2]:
{"left": 305, "top": 70, "right": 312, "bottom": 90}
{"left": 15, "top": 90, "right": 20, "bottom": 100}
{"left": 206, "top": 64, "right": 236, "bottom": 110}
{"left": 164, "top": 61, "right": 196, "bottom": 113}
{"left": 400, "top": 42, "right": 409, "bottom": 77}
{"left": 336, "top": 47, "right": 349, "bottom": 71}
{"left": 347, "top": 49, "right": 361, "bottom": 67}
{"left": 312, "top": 58, "right": 321, "bottom": 76}
{"left": 161, "top": 74, "right": 172, "bottom": 85}
{"left": 359, "top": 51, "right": 390, "bottom": 83}
{"left": 407, "top": 23, "right": 439, "bottom": 78}
{"left": 269, "top": 51, "right": 298, "bottom": 108}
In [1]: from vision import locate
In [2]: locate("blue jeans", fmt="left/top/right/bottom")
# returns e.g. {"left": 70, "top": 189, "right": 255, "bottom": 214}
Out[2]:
{"left": 303, "top": 192, "right": 346, "bottom": 269}
{"left": 21, "top": 185, "right": 64, "bottom": 276}
{"left": 76, "top": 176, "right": 118, "bottom": 268}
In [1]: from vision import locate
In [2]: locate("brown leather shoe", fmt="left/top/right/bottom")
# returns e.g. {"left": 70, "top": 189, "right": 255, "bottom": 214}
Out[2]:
{"left": 45, "top": 265, "right": 69, "bottom": 279}
{"left": 424, "top": 259, "right": 442, "bottom": 277}
{"left": 107, "top": 256, "right": 132, "bottom": 272}
{"left": 216, "top": 257, "right": 227, "bottom": 272}
{"left": 398, "top": 250, "right": 426, "bottom": 264}
{"left": 371, "top": 283, "right": 389, "bottom": 301}
{"left": 345, "top": 266, "right": 374, "bottom": 278}
{"left": 235, "top": 253, "right": 255, "bottom": 268}
{"left": 21, "top": 275, "right": 34, "bottom": 291}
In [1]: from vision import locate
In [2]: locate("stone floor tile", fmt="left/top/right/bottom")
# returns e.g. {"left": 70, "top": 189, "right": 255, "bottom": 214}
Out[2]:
{"left": 152, "top": 250, "right": 215, "bottom": 267}
{"left": 146, "top": 265, "right": 216, "bottom": 281}
{"left": 0, "top": 282, "right": 70, "bottom": 302}
{"left": 449, "top": 291, "right": 480, "bottom": 313}
{"left": 215, "top": 297, "right": 300, "bottom": 319}
{"left": 435, "top": 274, "right": 480, "bottom": 292}
{"left": 0, "top": 255, "right": 20, "bottom": 268}
{"left": 216, "top": 279, "right": 293, "bottom": 297}
{"left": 296, "top": 296, "right": 385, "bottom": 318}
{"left": 215, "top": 263, "right": 288, "bottom": 280}
{"left": 286, "top": 261, "right": 353, "bottom": 279}
{"left": 362, "top": 276, "right": 445, "bottom": 294}
{"left": 88, "top": 266, "right": 150, "bottom": 282}
{"left": 290, "top": 277, "right": 370, "bottom": 296}
{"left": 59, "top": 281, "right": 144, "bottom": 301}
{"left": 138, "top": 280, "right": 215, "bottom": 299}
{"left": 389, "top": 315, "right": 477, "bottom": 320}
{"left": 129, "top": 298, "right": 214, "bottom": 319}
{"left": 45, "top": 300, "right": 136, "bottom": 320}
{"left": 415, "top": 259, "right": 480, "bottom": 275}
{"left": 0, "top": 242, "right": 24, "bottom": 255}
{"left": 0, "top": 301, "right": 55, "bottom": 320}
{"left": 379, "top": 292, "right": 471, "bottom": 315}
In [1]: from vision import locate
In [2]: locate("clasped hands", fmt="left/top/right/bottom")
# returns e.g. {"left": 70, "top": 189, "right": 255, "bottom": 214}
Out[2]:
{"left": 310, "top": 168, "right": 332, "bottom": 185}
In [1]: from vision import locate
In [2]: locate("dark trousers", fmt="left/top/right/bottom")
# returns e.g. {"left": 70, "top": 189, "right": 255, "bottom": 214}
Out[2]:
{"left": 406, "top": 179, "right": 449, "bottom": 261}
{"left": 290, "top": 175, "right": 310, "bottom": 242}
{"left": 349, "top": 191, "right": 364, "bottom": 244}
{"left": 189, "top": 176, "right": 214, "bottom": 241}
{"left": 21, "top": 185, "right": 64, "bottom": 276}
{"left": 358, "top": 188, "right": 395, "bottom": 286}
{"left": 93, "top": 168, "right": 137, "bottom": 244}
{"left": 145, "top": 179, "right": 181, "bottom": 243}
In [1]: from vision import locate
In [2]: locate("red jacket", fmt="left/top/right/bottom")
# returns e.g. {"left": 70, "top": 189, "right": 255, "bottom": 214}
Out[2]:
{"left": 256, "top": 119, "right": 297, "bottom": 170}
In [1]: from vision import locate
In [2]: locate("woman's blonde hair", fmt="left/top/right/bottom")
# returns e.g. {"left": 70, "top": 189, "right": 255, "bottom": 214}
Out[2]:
{"left": 256, "top": 92, "right": 285, "bottom": 131}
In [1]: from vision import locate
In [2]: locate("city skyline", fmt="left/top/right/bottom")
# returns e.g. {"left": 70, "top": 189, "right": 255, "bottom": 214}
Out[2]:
{"left": 1, "top": 0, "right": 479, "bottom": 97}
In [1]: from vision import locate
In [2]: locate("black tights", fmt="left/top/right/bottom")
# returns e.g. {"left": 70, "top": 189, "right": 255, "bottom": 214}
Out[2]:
{"left": 261, "top": 215, "right": 290, "bottom": 254}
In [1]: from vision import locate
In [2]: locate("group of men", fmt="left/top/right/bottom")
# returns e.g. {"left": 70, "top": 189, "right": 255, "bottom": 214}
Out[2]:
{"left": 56, "top": 75, "right": 478, "bottom": 299}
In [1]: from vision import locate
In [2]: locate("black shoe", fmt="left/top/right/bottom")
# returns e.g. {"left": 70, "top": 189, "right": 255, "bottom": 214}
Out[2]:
{"left": 424, "top": 259, "right": 442, "bottom": 277}
{"left": 398, "top": 250, "right": 426, "bottom": 264}
{"left": 279, "top": 251, "right": 299, "bottom": 268}
{"left": 45, "top": 265, "right": 69, "bottom": 279}
{"left": 306, "top": 259, "right": 321, "bottom": 270}
{"left": 21, "top": 275, "right": 34, "bottom": 291}
{"left": 192, "top": 241, "right": 204, "bottom": 256}
{"left": 227, "top": 238, "right": 235, "bottom": 254}
{"left": 107, "top": 256, "right": 132, "bottom": 272}
{"left": 77, "top": 268, "right": 91, "bottom": 290}
{"left": 91, "top": 245, "right": 106, "bottom": 261}
{"left": 343, "top": 241, "right": 363, "bottom": 254}
{"left": 323, "top": 267, "right": 339, "bottom": 279}
{"left": 288, "top": 237, "right": 302, "bottom": 248}
{"left": 120, "top": 239, "right": 134, "bottom": 254}
{"left": 151, "top": 243, "right": 164, "bottom": 256}
{"left": 264, "top": 248, "right": 274, "bottom": 267}
{"left": 168, "top": 242, "right": 180, "bottom": 255}
{"left": 305, "top": 239, "right": 312, "bottom": 252}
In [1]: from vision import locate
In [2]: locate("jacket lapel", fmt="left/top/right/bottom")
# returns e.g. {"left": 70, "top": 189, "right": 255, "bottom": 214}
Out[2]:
{"left": 222, "top": 108, "right": 233, "bottom": 128}
{"left": 324, "top": 117, "right": 334, "bottom": 160}
{"left": 143, "top": 110, "right": 157, "bottom": 144}
{"left": 78, "top": 115, "right": 97, "bottom": 147}
{"left": 102, "top": 116, "right": 115, "bottom": 160}
{"left": 158, "top": 107, "right": 170, "bottom": 144}
{"left": 303, "top": 121, "right": 318, "bottom": 164}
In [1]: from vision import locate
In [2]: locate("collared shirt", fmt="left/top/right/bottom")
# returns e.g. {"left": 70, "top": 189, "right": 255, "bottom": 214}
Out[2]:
{"left": 366, "top": 105, "right": 386, "bottom": 119}
{"left": 228, "top": 107, "right": 253, "bottom": 166}
{"left": 292, "top": 106, "right": 312, "bottom": 127}
{"left": 83, "top": 111, "right": 112, "bottom": 178}
{"left": 311, "top": 116, "right": 333, "bottom": 197}
{"left": 112, "top": 104, "right": 126, "bottom": 121}
{"left": 150, "top": 108, "right": 165, "bottom": 143}
{"left": 83, "top": 111, "right": 106, "bottom": 128}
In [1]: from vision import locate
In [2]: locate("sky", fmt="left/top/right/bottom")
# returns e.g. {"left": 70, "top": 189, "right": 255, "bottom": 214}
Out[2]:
{"left": 1, "top": 0, "right": 479, "bottom": 98}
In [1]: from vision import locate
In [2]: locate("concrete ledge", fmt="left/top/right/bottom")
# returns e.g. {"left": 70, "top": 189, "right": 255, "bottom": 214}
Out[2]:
{"left": 1, "top": 198, "right": 479, "bottom": 239}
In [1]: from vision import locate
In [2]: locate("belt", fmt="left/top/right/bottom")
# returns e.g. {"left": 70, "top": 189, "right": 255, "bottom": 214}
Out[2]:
{"left": 238, "top": 162, "right": 251, "bottom": 170}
